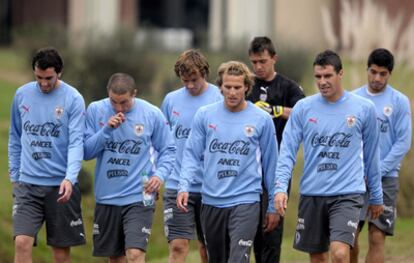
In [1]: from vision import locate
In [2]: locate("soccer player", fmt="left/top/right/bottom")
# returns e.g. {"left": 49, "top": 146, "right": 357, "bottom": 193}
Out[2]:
{"left": 161, "top": 49, "right": 222, "bottom": 263}
{"left": 84, "top": 73, "right": 175, "bottom": 263}
{"left": 351, "top": 48, "right": 412, "bottom": 263}
{"left": 274, "top": 50, "right": 384, "bottom": 263}
{"left": 247, "top": 36, "right": 305, "bottom": 263}
{"left": 8, "top": 47, "right": 86, "bottom": 262}
{"left": 177, "top": 61, "right": 278, "bottom": 262}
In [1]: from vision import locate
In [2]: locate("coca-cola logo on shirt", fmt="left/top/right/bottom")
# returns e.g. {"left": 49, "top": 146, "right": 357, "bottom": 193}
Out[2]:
{"left": 208, "top": 139, "right": 250, "bottom": 155}
{"left": 175, "top": 125, "right": 190, "bottom": 139}
{"left": 311, "top": 132, "right": 352, "bottom": 148}
{"left": 104, "top": 140, "right": 143, "bottom": 155}
{"left": 377, "top": 118, "right": 389, "bottom": 133}
{"left": 23, "top": 121, "right": 61, "bottom": 137}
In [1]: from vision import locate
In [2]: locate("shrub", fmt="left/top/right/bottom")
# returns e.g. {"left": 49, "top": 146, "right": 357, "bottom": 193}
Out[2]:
{"left": 62, "top": 30, "right": 157, "bottom": 104}
{"left": 398, "top": 151, "right": 414, "bottom": 217}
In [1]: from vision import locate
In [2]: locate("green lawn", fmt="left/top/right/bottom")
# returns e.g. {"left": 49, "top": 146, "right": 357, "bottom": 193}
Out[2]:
{"left": 0, "top": 79, "right": 17, "bottom": 260}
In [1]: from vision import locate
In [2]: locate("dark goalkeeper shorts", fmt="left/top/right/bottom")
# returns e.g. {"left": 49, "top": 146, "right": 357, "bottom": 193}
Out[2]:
{"left": 12, "top": 182, "right": 86, "bottom": 247}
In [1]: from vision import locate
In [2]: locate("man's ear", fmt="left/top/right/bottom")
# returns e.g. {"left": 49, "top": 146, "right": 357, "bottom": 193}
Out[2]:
{"left": 338, "top": 69, "right": 344, "bottom": 79}
{"left": 273, "top": 54, "right": 278, "bottom": 64}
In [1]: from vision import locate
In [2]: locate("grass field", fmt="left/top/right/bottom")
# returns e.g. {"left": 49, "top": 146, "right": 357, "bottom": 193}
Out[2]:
{"left": 0, "top": 48, "right": 413, "bottom": 262}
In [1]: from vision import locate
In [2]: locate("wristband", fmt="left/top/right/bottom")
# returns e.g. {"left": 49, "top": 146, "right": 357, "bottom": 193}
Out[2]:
{"left": 274, "top": 105, "right": 283, "bottom": 118}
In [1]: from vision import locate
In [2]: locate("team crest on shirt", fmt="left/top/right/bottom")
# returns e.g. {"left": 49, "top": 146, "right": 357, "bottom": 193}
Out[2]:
{"left": 134, "top": 124, "right": 145, "bottom": 136}
{"left": 346, "top": 115, "right": 356, "bottom": 128}
{"left": 55, "top": 106, "right": 64, "bottom": 119}
{"left": 383, "top": 105, "right": 393, "bottom": 117}
{"left": 244, "top": 125, "right": 255, "bottom": 137}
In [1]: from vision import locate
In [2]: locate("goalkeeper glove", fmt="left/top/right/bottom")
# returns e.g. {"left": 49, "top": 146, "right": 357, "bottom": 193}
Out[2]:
{"left": 255, "top": 101, "right": 283, "bottom": 118}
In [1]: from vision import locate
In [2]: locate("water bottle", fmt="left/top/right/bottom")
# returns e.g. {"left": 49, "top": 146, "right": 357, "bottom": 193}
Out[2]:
{"left": 142, "top": 173, "right": 155, "bottom": 206}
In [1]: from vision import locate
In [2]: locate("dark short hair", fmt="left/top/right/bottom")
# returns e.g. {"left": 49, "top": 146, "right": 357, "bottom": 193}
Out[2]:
{"left": 32, "top": 47, "right": 64, "bottom": 74}
{"left": 106, "top": 73, "right": 137, "bottom": 95}
{"left": 313, "top": 49, "right": 342, "bottom": 73}
{"left": 367, "top": 48, "right": 394, "bottom": 73}
{"left": 174, "top": 49, "right": 210, "bottom": 78}
{"left": 248, "top": 36, "right": 276, "bottom": 57}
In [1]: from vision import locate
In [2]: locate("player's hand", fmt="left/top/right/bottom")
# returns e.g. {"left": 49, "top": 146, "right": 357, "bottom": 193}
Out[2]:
{"left": 274, "top": 193, "right": 288, "bottom": 217}
{"left": 254, "top": 101, "right": 283, "bottom": 118}
{"left": 57, "top": 179, "right": 73, "bottom": 203}
{"left": 144, "top": 176, "right": 163, "bottom": 194}
{"left": 108, "top": 112, "right": 126, "bottom": 128}
{"left": 368, "top": 204, "right": 384, "bottom": 220}
{"left": 263, "top": 212, "right": 281, "bottom": 232}
{"left": 176, "top": 192, "right": 189, "bottom": 213}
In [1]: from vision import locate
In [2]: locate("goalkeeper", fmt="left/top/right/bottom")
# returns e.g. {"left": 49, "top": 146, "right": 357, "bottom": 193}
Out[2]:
{"left": 247, "top": 36, "right": 305, "bottom": 263}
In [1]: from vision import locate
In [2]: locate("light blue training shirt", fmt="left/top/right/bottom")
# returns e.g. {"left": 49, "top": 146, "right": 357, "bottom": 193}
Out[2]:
{"left": 161, "top": 83, "right": 222, "bottom": 192}
{"left": 8, "top": 81, "right": 85, "bottom": 185}
{"left": 179, "top": 101, "right": 278, "bottom": 212}
{"left": 84, "top": 98, "right": 175, "bottom": 205}
{"left": 275, "top": 91, "right": 383, "bottom": 205}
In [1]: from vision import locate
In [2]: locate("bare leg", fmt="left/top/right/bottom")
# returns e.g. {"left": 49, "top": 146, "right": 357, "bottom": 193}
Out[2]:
{"left": 168, "top": 239, "right": 190, "bottom": 263}
{"left": 330, "top": 241, "right": 350, "bottom": 263}
{"left": 350, "top": 226, "right": 362, "bottom": 263}
{"left": 126, "top": 248, "right": 145, "bottom": 263}
{"left": 109, "top": 255, "right": 126, "bottom": 263}
{"left": 366, "top": 224, "right": 385, "bottom": 263}
{"left": 198, "top": 240, "right": 208, "bottom": 263}
{"left": 52, "top": 246, "right": 71, "bottom": 263}
{"left": 310, "top": 251, "right": 328, "bottom": 263}
{"left": 14, "top": 235, "right": 35, "bottom": 263}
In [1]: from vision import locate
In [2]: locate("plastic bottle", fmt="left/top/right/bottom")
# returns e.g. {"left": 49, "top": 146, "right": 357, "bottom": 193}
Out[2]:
{"left": 142, "top": 173, "right": 155, "bottom": 206}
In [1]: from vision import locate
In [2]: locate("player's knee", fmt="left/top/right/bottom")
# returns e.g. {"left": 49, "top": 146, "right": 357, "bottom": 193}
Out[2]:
{"left": 52, "top": 248, "right": 71, "bottom": 263}
{"left": 170, "top": 240, "right": 189, "bottom": 256}
{"left": 331, "top": 246, "right": 348, "bottom": 262}
{"left": 368, "top": 226, "right": 385, "bottom": 247}
{"left": 126, "top": 248, "right": 145, "bottom": 262}
{"left": 14, "top": 235, "right": 33, "bottom": 253}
